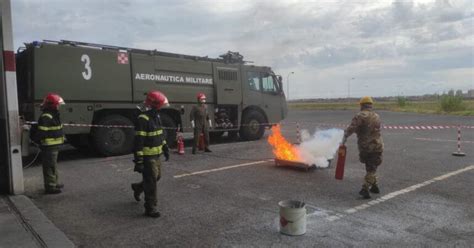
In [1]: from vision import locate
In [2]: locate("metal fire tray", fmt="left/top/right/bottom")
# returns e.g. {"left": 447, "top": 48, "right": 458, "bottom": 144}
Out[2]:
{"left": 274, "top": 158, "right": 316, "bottom": 171}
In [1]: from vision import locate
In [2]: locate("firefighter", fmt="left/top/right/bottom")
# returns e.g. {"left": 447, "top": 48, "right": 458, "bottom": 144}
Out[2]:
{"left": 342, "top": 96, "right": 384, "bottom": 199}
{"left": 34, "top": 93, "right": 66, "bottom": 194}
{"left": 131, "top": 91, "right": 170, "bottom": 218}
{"left": 190, "top": 92, "right": 212, "bottom": 154}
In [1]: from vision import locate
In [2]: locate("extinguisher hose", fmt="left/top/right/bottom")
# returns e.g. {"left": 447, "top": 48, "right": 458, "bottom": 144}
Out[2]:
{"left": 23, "top": 142, "right": 41, "bottom": 169}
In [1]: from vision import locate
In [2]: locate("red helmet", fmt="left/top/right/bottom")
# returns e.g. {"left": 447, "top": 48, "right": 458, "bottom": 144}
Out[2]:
{"left": 145, "top": 91, "right": 169, "bottom": 110}
{"left": 197, "top": 93, "right": 206, "bottom": 101}
{"left": 41, "top": 93, "right": 65, "bottom": 109}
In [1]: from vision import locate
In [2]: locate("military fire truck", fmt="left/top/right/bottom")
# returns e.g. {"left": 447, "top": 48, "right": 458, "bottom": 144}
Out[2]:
{"left": 16, "top": 40, "right": 287, "bottom": 156}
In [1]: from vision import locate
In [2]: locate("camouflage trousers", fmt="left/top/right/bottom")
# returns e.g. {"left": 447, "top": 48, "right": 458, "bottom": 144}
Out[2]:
{"left": 132, "top": 157, "right": 161, "bottom": 213}
{"left": 41, "top": 147, "right": 59, "bottom": 190}
{"left": 359, "top": 152, "right": 383, "bottom": 190}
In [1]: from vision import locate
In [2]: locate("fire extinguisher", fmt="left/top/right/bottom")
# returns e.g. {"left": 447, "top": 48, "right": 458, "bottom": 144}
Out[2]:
{"left": 198, "top": 133, "right": 205, "bottom": 151}
{"left": 335, "top": 144, "right": 346, "bottom": 180}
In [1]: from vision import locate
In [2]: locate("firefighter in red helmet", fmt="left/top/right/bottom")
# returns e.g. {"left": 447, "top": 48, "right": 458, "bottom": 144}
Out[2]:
{"left": 131, "top": 91, "right": 170, "bottom": 218}
{"left": 33, "top": 93, "right": 66, "bottom": 194}
{"left": 190, "top": 92, "right": 212, "bottom": 154}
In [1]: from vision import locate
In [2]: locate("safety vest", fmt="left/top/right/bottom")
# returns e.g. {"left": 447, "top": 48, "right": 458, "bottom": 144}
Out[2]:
{"left": 37, "top": 112, "right": 65, "bottom": 147}
{"left": 134, "top": 112, "right": 166, "bottom": 157}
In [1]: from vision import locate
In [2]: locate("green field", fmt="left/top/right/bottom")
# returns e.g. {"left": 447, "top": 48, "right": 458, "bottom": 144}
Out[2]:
{"left": 289, "top": 99, "right": 474, "bottom": 116}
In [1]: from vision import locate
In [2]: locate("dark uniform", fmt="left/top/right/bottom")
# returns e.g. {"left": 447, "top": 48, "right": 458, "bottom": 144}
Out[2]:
{"left": 343, "top": 106, "right": 384, "bottom": 195}
{"left": 132, "top": 109, "right": 169, "bottom": 216}
{"left": 34, "top": 110, "right": 65, "bottom": 193}
{"left": 190, "top": 104, "right": 210, "bottom": 152}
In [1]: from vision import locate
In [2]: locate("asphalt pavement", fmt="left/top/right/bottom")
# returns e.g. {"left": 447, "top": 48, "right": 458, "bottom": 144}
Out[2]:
{"left": 23, "top": 110, "right": 474, "bottom": 247}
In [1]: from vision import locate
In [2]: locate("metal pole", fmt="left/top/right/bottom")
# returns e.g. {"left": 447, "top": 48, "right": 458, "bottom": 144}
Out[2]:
{"left": 452, "top": 125, "right": 466, "bottom": 156}
{"left": 347, "top": 78, "right": 355, "bottom": 101}
{"left": 0, "top": 0, "right": 24, "bottom": 194}
{"left": 347, "top": 77, "right": 355, "bottom": 99}
{"left": 287, "top": 72, "right": 294, "bottom": 100}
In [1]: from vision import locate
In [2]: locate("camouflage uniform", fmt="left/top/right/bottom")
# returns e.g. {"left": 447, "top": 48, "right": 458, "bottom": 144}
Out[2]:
{"left": 343, "top": 106, "right": 384, "bottom": 191}
{"left": 190, "top": 104, "right": 210, "bottom": 151}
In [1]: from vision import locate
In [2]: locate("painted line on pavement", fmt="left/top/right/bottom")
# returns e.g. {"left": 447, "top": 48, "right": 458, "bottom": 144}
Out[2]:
{"left": 326, "top": 165, "right": 474, "bottom": 222}
{"left": 174, "top": 159, "right": 272, "bottom": 178}
{"left": 414, "top": 137, "right": 474, "bottom": 144}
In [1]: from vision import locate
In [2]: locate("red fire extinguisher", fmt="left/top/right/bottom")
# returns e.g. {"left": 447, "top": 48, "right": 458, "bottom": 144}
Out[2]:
{"left": 177, "top": 132, "right": 185, "bottom": 155}
{"left": 335, "top": 144, "right": 346, "bottom": 180}
{"left": 198, "top": 133, "right": 205, "bottom": 151}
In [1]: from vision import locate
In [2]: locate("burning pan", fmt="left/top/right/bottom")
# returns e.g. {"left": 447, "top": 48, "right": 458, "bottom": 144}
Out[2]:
{"left": 274, "top": 158, "right": 316, "bottom": 171}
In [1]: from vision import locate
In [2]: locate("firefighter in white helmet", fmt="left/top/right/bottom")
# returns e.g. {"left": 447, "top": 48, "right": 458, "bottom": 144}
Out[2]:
{"left": 190, "top": 92, "right": 212, "bottom": 154}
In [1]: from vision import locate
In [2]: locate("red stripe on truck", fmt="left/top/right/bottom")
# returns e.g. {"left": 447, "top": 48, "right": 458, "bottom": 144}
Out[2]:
{"left": 3, "top": 51, "right": 16, "bottom": 71}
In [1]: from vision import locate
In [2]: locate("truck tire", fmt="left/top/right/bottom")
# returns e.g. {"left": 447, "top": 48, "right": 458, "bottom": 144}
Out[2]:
{"left": 239, "top": 111, "right": 266, "bottom": 141}
{"left": 160, "top": 114, "right": 177, "bottom": 148}
{"left": 91, "top": 115, "right": 134, "bottom": 156}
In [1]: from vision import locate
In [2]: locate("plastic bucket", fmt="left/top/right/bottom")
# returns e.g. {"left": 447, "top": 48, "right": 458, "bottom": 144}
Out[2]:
{"left": 278, "top": 200, "right": 306, "bottom": 236}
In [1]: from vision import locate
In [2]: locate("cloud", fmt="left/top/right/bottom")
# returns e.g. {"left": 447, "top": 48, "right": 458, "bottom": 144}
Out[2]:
{"left": 11, "top": 0, "right": 473, "bottom": 98}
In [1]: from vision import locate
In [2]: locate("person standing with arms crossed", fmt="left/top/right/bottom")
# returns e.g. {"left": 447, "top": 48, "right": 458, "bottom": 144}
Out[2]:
{"left": 342, "top": 96, "right": 384, "bottom": 199}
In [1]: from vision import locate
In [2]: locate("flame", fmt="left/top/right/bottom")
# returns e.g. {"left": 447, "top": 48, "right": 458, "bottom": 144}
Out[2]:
{"left": 268, "top": 124, "right": 300, "bottom": 161}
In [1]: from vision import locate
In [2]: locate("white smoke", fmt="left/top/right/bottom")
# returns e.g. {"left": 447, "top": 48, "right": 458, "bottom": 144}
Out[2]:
{"left": 297, "top": 128, "right": 344, "bottom": 168}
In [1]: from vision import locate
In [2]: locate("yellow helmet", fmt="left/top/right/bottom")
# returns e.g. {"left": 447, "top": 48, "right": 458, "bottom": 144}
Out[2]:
{"left": 359, "top": 96, "right": 374, "bottom": 105}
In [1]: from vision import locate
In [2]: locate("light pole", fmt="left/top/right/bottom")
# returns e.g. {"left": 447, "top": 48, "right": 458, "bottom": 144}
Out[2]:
{"left": 347, "top": 77, "right": 355, "bottom": 99}
{"left": 287, "top": 72, "right": 294, "bottom": 100}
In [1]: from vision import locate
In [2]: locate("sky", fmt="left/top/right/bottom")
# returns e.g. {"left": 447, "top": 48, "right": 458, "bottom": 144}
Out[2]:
{"left": 11, "top": 0, "right": 474, "bottom": 99}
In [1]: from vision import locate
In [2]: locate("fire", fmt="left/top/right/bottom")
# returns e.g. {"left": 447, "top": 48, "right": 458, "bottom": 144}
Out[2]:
{"left": 268, "top": 124, "right": 300, "bottom": 161}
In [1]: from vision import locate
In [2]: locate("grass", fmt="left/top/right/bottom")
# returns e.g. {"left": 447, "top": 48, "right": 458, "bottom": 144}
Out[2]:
{"left": 289, "top": 99, "right": 474, "bottom": 116}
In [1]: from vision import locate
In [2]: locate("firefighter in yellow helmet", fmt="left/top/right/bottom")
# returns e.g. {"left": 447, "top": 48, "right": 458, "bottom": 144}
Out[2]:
{"left": 342, "top": 96, "right": 384, "bottom": 199}
{"left": 131, "top": 91, "right": 170, "bottom": 218}
{"left": 33, "top": 93, "right": 66, "bottom": 194}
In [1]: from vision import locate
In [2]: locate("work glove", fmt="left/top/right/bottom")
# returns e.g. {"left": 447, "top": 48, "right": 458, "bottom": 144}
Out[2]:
{"left": 191, "top": 120, "right": 195, "bottom": 128}
{"left": 133, "top": 158, "right": 144, "bottom": 173}
{"left": 208, "top": 119, "right": 212, "bottom": 128}
{"left": 163, "top": 144, "right": 170, "bottom": 161}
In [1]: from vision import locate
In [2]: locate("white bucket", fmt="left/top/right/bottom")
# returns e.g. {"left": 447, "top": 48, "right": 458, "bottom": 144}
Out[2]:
{"left": 278, "top": 200, "right": 306, "bottom": 236}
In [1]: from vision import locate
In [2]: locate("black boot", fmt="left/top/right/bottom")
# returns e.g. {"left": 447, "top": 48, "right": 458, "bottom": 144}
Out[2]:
{"left": 56, "top": 183, "right": 64, "bottom": 189}
{"left": 370, "top": 184, "right": 380, "bottom": 194}
{"left": 204, "top": 147, "right": 212, "bottom": 153}
{"left": 192, "top": 148, "right": 196, "bottom": 154}
{"left": 45, "top": 188, "right": 62, "bottom": 194}
{"left": 131, "top": 184, "right": 141, "bottom": 202}
{"left": 359, "top": 188, "right": 371, "bottom": 199}
{"left": 145, "top": 211, "right": 161, "bottom": 218}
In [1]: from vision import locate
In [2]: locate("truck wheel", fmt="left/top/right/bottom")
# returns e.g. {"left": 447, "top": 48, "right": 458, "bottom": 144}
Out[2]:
{"left": 160, "top": 114, "right": 177, "bottom": 148}
{"left": 92, "top": 115, "right": 134, "bottom": 156}
{"left": 239, "top": 111, "right": 266, "bottom": 141}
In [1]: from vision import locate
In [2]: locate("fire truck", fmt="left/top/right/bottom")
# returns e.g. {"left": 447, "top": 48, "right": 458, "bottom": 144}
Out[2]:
{"left": 16, "top": 40, "right": 288, "bottom": 156}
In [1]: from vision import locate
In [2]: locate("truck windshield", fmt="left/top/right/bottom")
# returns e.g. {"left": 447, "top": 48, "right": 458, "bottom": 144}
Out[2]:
{"left": 262, "top": 74, "right": 280, "bottom": 93}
